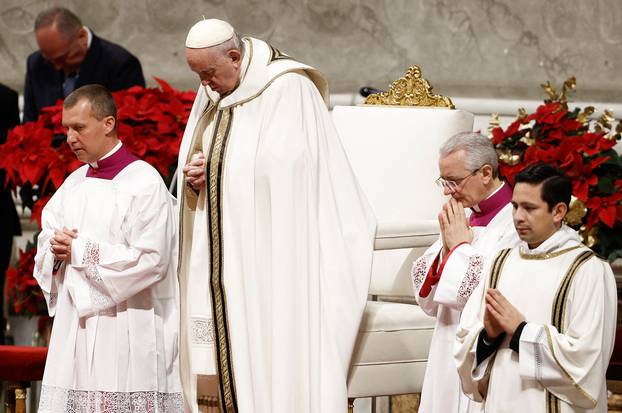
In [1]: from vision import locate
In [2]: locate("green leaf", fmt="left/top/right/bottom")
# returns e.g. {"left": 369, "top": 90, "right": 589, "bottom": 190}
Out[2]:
{"left": 597, "top": 176, "right": 616, "bottom": 194}
{"left": 607, "top": 248, "right": 622, "bottom": 262}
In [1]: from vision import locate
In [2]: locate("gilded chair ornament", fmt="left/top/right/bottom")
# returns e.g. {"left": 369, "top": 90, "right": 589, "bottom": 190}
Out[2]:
{"left": 364, "top": 65, "right": 454, "bottom": 108}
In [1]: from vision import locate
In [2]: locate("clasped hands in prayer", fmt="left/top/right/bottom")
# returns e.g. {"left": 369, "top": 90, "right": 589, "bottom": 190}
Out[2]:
{"left": 484, "top": 289, "right": 525, "bottom": 340}
{"left": 438, "top": 198, "right": 474, "bottom": 256}
{"left": 438, "top": 199, "right": 525, "bottom": 340}
{"left": 50, "top": 227, "right": 78, "bottom": 262}
{"left": 183, "top": 152, "right": 206, "bottom": 191}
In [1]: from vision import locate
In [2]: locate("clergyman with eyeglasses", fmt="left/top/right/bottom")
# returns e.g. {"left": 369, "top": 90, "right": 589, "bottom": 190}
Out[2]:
{"left": 23, "top": 7, "right": 145, "bottom": 123}
{"left": 410, "top": 132, "right": 520, "bottom": 413}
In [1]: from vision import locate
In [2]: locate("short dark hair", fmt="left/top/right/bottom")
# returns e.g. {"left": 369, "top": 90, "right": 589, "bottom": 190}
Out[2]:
{"left": 35, "top": 7, "right": 82, "bottom": 40}
{"left": 64, "top": 84, "right": 117, "bottom": 128}
{"left": 514, "top": 163, "right": 572, "bottom": 210}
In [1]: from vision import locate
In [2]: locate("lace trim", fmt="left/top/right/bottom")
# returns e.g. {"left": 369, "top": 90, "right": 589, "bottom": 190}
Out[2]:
{"left": 191, "top": 317, "right": 215, "bottom": 345}
{"left": 411, "top": 256, "right": 429, "bottom": 293}
{"left": 457, "top": 254, "right": 484, "bottom": 307}
{"left": 39, "top": 386, "right": 183, "bottom": 413}
{"left": 83, "top": 240, "right": 115, "bottom": 312}
{"left": 49, "top": 292, "right": 58, "bottom": 307}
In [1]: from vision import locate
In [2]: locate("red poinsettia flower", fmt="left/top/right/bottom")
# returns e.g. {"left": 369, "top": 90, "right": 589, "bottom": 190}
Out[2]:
{"left": 31, "top": 194, "right": 52, "bottom": 227}
{"left": 4, "top": 246, "right": 44, "bottom": 317}
{"left": 493, "top": 81, "right": 622, "bottom": 260}
{"left": 526, "top": 102, "right": 566, "bottom": 125}
{"left": 586, "top": 193, "right": 622, "bottom": 228}
{"left": 575, "top": 132, "right": 617, "bottom": 156}
{"left": 491, "top": 120, "right": 525, "bottom": 145}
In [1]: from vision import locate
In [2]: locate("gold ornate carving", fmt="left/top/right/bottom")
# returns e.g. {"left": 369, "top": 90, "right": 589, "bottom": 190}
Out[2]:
{"left": 488, "top": 113, "right": 500, "bottom": 136}
{"left": 565, "top": 198, "right": 587, "bottom": 226}
{"left": 541, "top": 76, "right": 576, "bottom": 108}
{"left": 579, "top": 225, "right": 598, "bottom": 248}
{"left": 364, "top": 65, "right": 454, "bottom": 108}
{"left": 497, "top": 149, "right": 521, "bottom": 166}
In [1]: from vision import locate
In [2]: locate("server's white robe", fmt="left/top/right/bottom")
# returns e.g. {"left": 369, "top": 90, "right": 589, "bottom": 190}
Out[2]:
{"left": 455, "top": 225, "right": 617, "bottom": 412}
{"left": 176, "top": 37, "right": 376, "bottom": 413}
{"left": 411, "top": 196, "right": 519, "bottom": 413}
{"left": 34, "top": 155, "right": 182, "bottom": 413}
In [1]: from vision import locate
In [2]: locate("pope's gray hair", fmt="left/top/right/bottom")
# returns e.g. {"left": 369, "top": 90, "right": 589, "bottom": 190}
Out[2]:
{"left": 211, "top": 33, "right": 242, "bottom": 56}
{"left": 439, "top": 132, "right": 499, "bottom": 177}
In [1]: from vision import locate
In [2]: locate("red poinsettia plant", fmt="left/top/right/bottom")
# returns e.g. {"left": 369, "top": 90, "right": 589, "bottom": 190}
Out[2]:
{"left": 0, "top": 78, "right": 195, "bottom": 316}
{"left": 491, "top": 77, "right": 622, "bottom": 261}
{"left": 4, "top": 240, "right": 44, "bottom": 317}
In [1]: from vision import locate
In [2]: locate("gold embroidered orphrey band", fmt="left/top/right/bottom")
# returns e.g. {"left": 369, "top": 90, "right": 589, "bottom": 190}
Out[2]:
{"left": 488, "top": 248, "right": 511, "bottom": 289}
{"left": 546, "top": 250, "right": 595, "bottom": 413}
{"left": 519, "top": 244, "right": 582, "bottom": 260}
{"left": 206, "top": 107, "right": 239, "bottom": 413}
{"left": 177, "top": 102, "right": 214, "bottom": 275}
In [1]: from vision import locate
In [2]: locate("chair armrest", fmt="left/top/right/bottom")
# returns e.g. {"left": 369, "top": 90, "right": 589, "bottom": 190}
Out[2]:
{"left": 374, "top": 220, "right": 439, "bottom": 250}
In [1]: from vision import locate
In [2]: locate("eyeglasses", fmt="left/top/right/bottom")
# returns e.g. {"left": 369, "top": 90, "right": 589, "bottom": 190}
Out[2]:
{"left": 435, "top": 168, "right": 481, "bottom": 192}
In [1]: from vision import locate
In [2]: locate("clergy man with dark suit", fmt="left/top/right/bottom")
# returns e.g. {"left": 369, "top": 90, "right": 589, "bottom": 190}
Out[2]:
{"left": 23, "top": 7, "right": 145, "bottom": 123}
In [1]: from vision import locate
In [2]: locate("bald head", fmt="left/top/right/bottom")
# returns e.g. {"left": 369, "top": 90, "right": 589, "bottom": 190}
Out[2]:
{"left": 34, "top": 7, "right": 88, "bottom": 73}
{"left": 35, "top": 7, "right": 82, "bottom": 39}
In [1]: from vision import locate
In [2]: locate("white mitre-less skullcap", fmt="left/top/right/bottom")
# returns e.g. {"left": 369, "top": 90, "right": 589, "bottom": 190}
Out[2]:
{"left": 185, "top": 19, "right": 235, "bottom": 48}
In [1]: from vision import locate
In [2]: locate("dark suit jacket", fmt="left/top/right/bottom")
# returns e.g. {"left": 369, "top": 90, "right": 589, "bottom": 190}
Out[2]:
{"left": 0, "top": 84, "right": 21, "bottom": 238}
{"left": 23, "top": 31, "right": 145, "bottom": 122}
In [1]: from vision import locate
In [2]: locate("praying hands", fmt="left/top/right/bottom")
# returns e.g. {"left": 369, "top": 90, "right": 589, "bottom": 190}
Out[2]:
{"left": 438, "top": 198, "right": 473, "bottom": 255}
{"left": 50, "top": 227, "right": 78, "bottom": 262}
{"left": 484, "top": 288, "right": 525, "bottom": 339}
{"left": 183, "top": 152, "right": 206, "bottom": 191}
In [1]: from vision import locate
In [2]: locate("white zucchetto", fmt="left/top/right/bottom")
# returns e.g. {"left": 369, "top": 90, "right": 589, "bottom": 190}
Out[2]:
{"left": 185, "top": 19, "right": 235, "bottom": 49}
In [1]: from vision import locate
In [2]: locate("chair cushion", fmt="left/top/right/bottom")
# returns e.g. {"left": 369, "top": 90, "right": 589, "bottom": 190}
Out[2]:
{"left": 352, "top": 301, "right": 435, "bottom": 365}
{"left": 374, "top": 221, "right": 439, "bottom": 250}
{"left": 347, "top": 301, "right": 436, "bottom": 397}
{"left": 348, "top": 362, "right": 428, "bottom": 397}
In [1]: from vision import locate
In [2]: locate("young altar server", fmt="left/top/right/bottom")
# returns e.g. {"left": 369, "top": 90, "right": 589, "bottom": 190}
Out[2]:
{"left": 34, "top": 84, "right": 183, "bottom": 413}
{"left": 455, "top": 163, "right": 617, "bottom": 413}
{"left": 411, "top": 132, "right": 519, "bottom": 413}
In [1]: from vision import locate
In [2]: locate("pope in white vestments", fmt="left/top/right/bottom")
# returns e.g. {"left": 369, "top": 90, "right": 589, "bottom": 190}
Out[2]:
{"left": 34, "top": 85, "right": 182, "bottom": 413}
{"left": 455, "top": 163, "right": 617, "bottom": 413}
{"left": 176, "top": 20, "right": 375, "bottom": 413}
{"left": 410, "top": 132, "right": 519, "bottom": 413}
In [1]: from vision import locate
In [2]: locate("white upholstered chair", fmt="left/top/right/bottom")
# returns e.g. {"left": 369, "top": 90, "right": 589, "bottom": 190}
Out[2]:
{"left": 331, "top": 105, "right": 474, "bottom": 411}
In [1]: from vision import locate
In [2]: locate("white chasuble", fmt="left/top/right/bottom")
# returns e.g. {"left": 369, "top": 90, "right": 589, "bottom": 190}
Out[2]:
{"left": 410, "top": 183, "right": 519, "bottom": 413}
{"left": 177, "top": 38, "right": 376, "bottom": 413}
{"left": 34, "top": 145, "right": 182, "bottom": 413}
{"left": 455, "top": 226, "right": 617, "bottom": 413}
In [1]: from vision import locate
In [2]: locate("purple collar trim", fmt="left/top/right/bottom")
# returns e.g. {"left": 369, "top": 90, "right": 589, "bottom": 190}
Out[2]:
{"left": 469, "top": 182, "right": 512, "bottom": 227}
{"left": 86, "top": 145, "right": 139, "bottom": 180}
